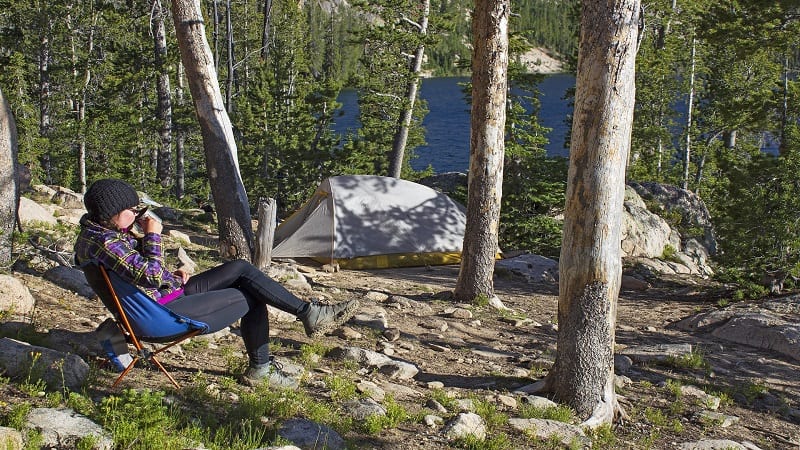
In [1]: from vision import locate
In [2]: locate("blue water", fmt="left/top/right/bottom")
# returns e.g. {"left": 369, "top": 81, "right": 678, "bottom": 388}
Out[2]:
{"left": 332, "top": 74, "right": 576, "bottom": 173}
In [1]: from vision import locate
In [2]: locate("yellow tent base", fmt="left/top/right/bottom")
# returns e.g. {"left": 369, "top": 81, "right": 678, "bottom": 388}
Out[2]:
{"left": 313, "top": 252, "right": 463, "bottom": 269}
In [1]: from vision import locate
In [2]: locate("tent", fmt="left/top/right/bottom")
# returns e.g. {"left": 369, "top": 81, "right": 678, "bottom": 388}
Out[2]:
{"left": 272, "top": 175, "right": 467, "bottom": 269}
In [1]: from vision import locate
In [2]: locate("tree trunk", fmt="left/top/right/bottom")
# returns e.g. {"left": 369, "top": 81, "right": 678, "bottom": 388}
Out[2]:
{"left": 682, "top": 37, "right": 696, "bottom": 191}
{"left": 38, "top": 12, "right": 53, "bottom": 184}
{"left": 387, "top": 0, "right": 430, "bottom": 179}
{"left": 171, "top": 0, "right": 254, "bottom": 260}
{"left": 153, "top": 0, "right": 174, "bottom": 188}
{"left": 0, "top": 88, "right": 20, "bottom": 265}
{"left": 452, "top": 0, "right": 508, "bottom": 302}
{"left": 254, "top": 197, "right": 276, "bottom": 270}
{"left": 261, "top": 0, "right": 272, "bottom": 60}
{"left": 175, "top": 61, "right": 186, "bottom": 199}
{"left": 225, "top": 0, "right": 234, "bottom": 112}
{"left": 546, "top": 0, "right": 640, "bottom": 426}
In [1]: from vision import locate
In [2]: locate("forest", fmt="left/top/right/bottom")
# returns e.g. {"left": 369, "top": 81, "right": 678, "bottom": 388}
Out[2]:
{"left": 0, "top": 0, "right": 799, "bottom": 293}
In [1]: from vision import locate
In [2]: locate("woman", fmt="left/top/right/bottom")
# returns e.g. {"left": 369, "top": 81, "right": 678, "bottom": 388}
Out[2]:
{"left": 74, "top": 179, "right": 359, "bottom": 388}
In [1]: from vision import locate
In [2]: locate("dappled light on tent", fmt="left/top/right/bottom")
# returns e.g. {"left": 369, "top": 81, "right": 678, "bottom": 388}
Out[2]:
{"left": 272, "top": 175, "right": 467, "bottom": 268}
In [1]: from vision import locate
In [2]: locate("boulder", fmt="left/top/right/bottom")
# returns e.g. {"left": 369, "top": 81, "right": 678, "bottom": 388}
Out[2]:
{"left": 17, "top": 196, "right": 57, "bottom": 225}
{"left": 0, "top": 274, "right": 36, "bottom": 318}
{"left": 0, "top": 338, "right": 89, "bottom": 391}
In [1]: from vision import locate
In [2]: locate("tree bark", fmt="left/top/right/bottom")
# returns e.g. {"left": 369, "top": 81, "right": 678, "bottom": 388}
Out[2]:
{"left": 0, "top": 87, "right": 20, "bottom": 265}
{"left": 175, "top": 61, "right": 186, "bottom": 199}
{"left": 261, "top": 0, "right": 273, "bottom": 60}
{"left": 453, "top": 0, "right": 508, "bottom": 302}
{"left": 387, "top": 0, "right": 430, "bottom": 179}
{"left": 682, "top": 37, "right": 696, "bottom": 191}
{"left": 546, "top": 0, "right": 640, "bottom": 426}
{"left": 153, "top": 0, "right": 174, "bottom": 188}
{"left": 171, "top": 0, "right": 254, "bottom": 260}
{"left": 254, "top": 197, "right": 276, "bottom": 270}
{"left": 225, "top": 0, "right": 234, "bottom": 112}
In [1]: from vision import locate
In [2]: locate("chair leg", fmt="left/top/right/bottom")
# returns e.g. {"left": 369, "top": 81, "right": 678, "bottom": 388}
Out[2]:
{"left": 112, "top": 355, "right": 140, "bottom": 389}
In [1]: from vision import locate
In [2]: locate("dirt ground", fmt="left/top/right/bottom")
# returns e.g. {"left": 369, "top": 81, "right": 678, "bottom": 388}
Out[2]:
{"left": 6, "top": 253, "right": 799, "bottom": 449}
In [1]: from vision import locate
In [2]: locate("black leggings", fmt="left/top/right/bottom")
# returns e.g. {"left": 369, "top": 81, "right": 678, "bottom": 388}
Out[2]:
{"left": 165, "top": 259, "right": 308, "bottom": 365}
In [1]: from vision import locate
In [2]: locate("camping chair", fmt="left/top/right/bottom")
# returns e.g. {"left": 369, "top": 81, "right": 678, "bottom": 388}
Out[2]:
{"left": 81, "top": 262, "right": 211, "bottom": 389}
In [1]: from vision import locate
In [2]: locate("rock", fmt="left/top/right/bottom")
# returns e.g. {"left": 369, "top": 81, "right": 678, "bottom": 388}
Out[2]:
{"left": 331, "top": 326, "right": 362, "bottom": 340}
{"left": 0, "top": 275, "right": 36, "bottom": 318}
{"left": 678, "top": 439, "right": 758, "bottom": 450}
{"left": 519, "top": 395, "right": 557, "bottom": 409}
{"left": 330, "top": 346, "right": 418, "bottom": 380}
{"left": 614, "top": 354, "right": 634, "bottom": 374}
{"left": 176, "top": 247, "right": 198, "bottom": 274}
{"left": 424, "top": 414, "right": 444, "bottom": 427}
{"left": 442, "top": 412, "right": 486, "bottom": 441}
{"left": 356, "top": 380, "right": 385, "bottom": 401}
{"left": 51, "top": 187, "right": 84, "bottom": 209}
{"left": 488, "top": 295, "right": 511, "bottom": 311}
{"left": 470, "top": 345, "right": 517, "bottom": 360}
{"left": 342, "top": 398, "right": 386, "bottom": 420}
{"left": 0, "top": 338, "right": 89, "bottom": 391}
{"left": 167, "top": 229, "right": 192, "bottom": 244}
{"left": 18, "top": 196, "right": 57, "bottom": 225}
{"left": 710, "top": 313, "right": 800, "bottom": 363}
{"left": 692, "top": 411, "right": 740, "bottom": 428}
{"left": 0, "top": 426, "right": 23, "bottom": 450}
{"left": 43, "top": 266, "right": 96, "bottom": 299}
{"left": 278, "top": 419, "right": 345, "bottom": 450}
{"left": 382, "top": 327, "right": 401, "bottom": 342}
{"left": 443, "top": 307, "right": 473, "bottom": 319}
{"left": 26, "top": 408, "right": 113, "bottom": 450}
{"left": 419, "top": 319, "right": 448, "bottom": 332}
{"left": 364, "top": 291, "right": 390, "bottom": 302}
{"left": 426, "top": 381, "right": 445, "bottom": 390}
{"left": 495, "top": 254, "right": 558, "bottom": 283}
{"left": 266, "top": 265, "right": 312, "bottom": 292}
{"left": 619, "top": 343, "right": 693, "bottom": 363}
{"left": 267, "top": 305, "right": 298, "bottom": 323}
{"left": 621, "top": 274, "right": 650, "bottom": 290}
{"left": 426, "top": 399, "right": 449, "bottom": 414}
{"left": 352, "top": 305, "right": 389, "bottom": 331}
{"left": 507, "top": 418, "right": 589, "bottom": 447}
{"left": 680, "top": 385, "right": 721, "bottom": 410}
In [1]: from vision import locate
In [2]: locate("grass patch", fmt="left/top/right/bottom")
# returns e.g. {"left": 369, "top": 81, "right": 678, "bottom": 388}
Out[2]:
{"left": 361, "top": 396, "right": 409, "bottom": 434}
{"left": 518, "top": 403, "right": 575, "bottom": 423}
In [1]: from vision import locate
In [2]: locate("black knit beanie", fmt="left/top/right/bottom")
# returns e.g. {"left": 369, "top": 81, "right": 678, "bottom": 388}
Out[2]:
{"left": 84, "top": 179, "right": 140, "bottom": 223}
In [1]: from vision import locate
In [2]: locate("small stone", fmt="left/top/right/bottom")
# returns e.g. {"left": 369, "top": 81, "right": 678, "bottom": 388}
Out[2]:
{"left": 424, "top": 415, "right": 444, "bottom": 427}
{"left": 382, "top": 328, "right": 401, "bottom": 342}
{"left": 331, "top": 326, "right": 363, "bottom": 340}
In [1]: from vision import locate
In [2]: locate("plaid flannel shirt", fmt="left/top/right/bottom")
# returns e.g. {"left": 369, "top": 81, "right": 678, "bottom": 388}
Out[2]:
{"left": 74, "top": 215, "right": 182, "bottom": 301}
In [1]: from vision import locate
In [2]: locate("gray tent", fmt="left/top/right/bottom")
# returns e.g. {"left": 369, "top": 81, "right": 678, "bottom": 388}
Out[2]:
{"left": 272, "top": 175, "right": 467, "bottom": 268}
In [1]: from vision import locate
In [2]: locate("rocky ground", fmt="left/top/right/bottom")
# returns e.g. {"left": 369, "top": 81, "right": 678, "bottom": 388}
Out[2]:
{"left": 2, "top": 232, "right": 800, "bottom": 449}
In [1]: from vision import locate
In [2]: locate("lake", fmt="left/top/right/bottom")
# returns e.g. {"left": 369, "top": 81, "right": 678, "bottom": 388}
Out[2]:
{"left": 333, "top": 74, "right": 576, "bottom": 173}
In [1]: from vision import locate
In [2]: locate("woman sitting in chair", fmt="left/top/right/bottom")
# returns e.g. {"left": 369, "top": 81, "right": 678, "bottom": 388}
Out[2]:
{"left": 74, "top": 178, "right": 359, "bottom": 388}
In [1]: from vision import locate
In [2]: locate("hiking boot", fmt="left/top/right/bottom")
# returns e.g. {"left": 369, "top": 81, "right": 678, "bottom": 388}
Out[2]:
{"left": 242, "top": 358, "right": 299, "bottom": 389}
{"left": 301, "top": 299, "right": 360, "bottom": 338}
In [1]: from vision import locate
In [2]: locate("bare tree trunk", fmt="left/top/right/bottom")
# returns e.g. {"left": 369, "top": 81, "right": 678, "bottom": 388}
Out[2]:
{"left": 212, "top": 0, "right": 220, "bottom": 73}
{"left": 527, "top": 0, "right": 640, "bottom": 427}
{"left": 153, "top": 0, "right": 174, "bottom": 188}
{"left": 682, "top": 37, "right": 696, "bottom": 191}
{"left": 254, "top": 197, "right": 276, "bottom": 270}
{"left": 0, "top": 87, "right": 19, "bottom": 265}
{"left": 38, "top": 11, "right": 53, "bottom": 184}
{"left": 387, "top": 0, "right": 430, "bottom": 179}
{"left": 175, "top": 61, "right": 186, "bottom": 199}
{"left": 66, "top": 3, "right": 95, "bottom": 193}
{"left": 453, "top": 0, "right": 508, "bottom": 303}
{"left": 779, "top": 54, "right": 789, "bottom": 155}
{"left": 225, "top": 0, "right": 234, "bottom": 112}
{"left": 261, "top": 0, "right": 273, "bottom": 60}
{"left": 171, "top": 0, "right": 254, "bottom": 260}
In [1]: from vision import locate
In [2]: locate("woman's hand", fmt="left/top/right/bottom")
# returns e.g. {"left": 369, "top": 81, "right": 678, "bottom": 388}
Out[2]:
{"left": 140, "top": 216, "right": 163, "bottom": 235}
{"left": 173, "top": 269, "right": 190, "bottom": 284}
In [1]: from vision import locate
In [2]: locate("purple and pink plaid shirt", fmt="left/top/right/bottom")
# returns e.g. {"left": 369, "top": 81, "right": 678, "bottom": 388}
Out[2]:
{"left": 74, "top": 216, "right": 182, "bottom": 302}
